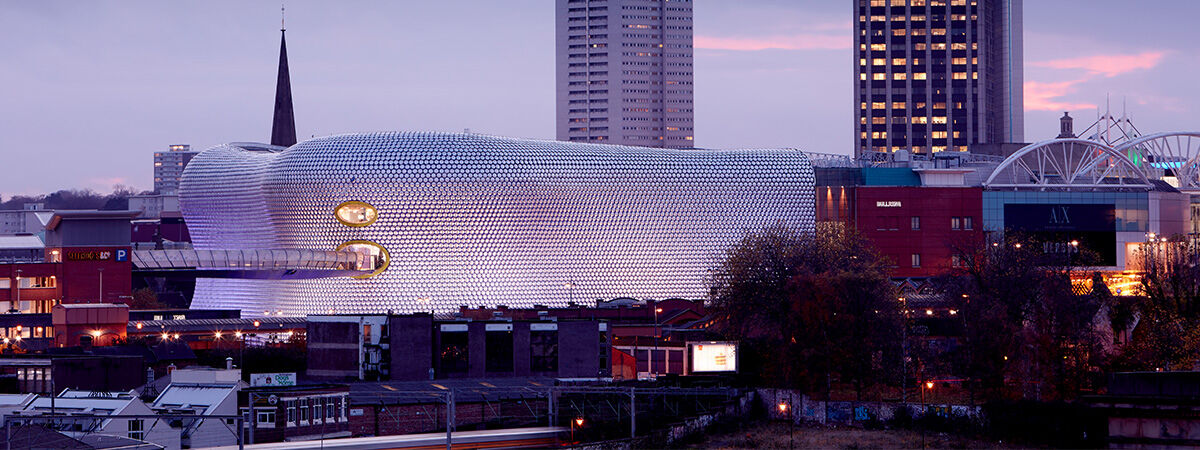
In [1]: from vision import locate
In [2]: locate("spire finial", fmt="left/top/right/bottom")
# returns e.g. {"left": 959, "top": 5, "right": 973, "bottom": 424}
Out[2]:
{"left": 281, "top": 4, "right": 286, "bottom": 31}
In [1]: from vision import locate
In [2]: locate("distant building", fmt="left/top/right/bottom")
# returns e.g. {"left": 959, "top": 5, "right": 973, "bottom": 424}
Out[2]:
{"left": 0, "top": 206, "right": 53, "bottom": 236}
{"left": 240, "top": 384, "right": 351, "bottom": 444}
{"left": 307, "top": 314, "right": 611, "bottom": 382}
{"left": 555, "top": 0, "right": 695, "bottom": 147}
{"left": 153, "top": 144, "right": 198, "bottom": 194}
{"left": 853, "top": 0, "right": 1023, "bottom": 156}
{"left": 150, "top": 367, "right": 246, "bottom": 448}
{"left": 128, "top": 194, "right": 180, "bottom": 220}
{"left": 16, "top": 389, "right": 179, "bottom": 448}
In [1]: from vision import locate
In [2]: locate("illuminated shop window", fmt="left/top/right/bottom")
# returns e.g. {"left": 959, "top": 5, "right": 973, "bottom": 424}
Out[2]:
{"left": 336, "top": 240, "right": 390, "bottom": 279}
{"left": 334, "top": 201, "right": 378, "bottom": 227}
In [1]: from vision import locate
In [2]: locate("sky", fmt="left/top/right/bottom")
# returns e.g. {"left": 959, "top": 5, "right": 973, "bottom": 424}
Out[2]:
{"left": 0, "top": 1, "right": 1196, "bottom": 197}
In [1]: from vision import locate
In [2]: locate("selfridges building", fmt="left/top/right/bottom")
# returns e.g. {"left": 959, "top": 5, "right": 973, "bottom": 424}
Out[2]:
{"left": 180, "top": 132, "right": 816, "bottom": 316}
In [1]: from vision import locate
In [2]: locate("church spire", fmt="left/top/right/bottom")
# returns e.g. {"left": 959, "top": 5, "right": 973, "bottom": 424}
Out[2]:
{"left": 270, "top": 14, "right": 297, "bottom": 148}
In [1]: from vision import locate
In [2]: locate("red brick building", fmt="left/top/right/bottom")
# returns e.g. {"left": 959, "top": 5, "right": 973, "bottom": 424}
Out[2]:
{"left": 855, "top": 187, "right": 984, "bottom": 278}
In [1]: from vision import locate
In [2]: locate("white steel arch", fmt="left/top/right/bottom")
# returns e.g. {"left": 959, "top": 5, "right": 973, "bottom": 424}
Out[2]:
{"left": 1114, "top": 132, "right": 1200, "bottom": 190}
{"left": 983, "top": 138, "right": 1152, "bottom": 190}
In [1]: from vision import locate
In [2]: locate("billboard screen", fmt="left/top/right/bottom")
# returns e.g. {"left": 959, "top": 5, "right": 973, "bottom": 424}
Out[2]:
{"left": 690, "top": 342, "right": 738, "bottom": 373}
{"left": 1004, "top": 203, "right": 1117, "bottom": 266}
{"left": 250, "top": 372, "right": 297, "bottom": 387}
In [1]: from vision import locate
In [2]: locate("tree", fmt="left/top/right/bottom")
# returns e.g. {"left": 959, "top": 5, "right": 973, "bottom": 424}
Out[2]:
{"left": 126, "top": 287, "right": 169, "bottom": 310}
{"left": 708, "top": 223, "right": 902, "bottom": 398}
{"left": 1113, "top": 237, "right": 1200, "bottom": 371}
{"left": 937, "top": 233, "right": 1110, "bottom": 401}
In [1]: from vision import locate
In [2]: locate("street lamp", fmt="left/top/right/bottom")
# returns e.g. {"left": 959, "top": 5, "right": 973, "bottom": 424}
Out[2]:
{"left": 654, "top": 307, "right": 663, "bottom": 338}
{"left": 920, "top": 381, "right": 934, "bottom": 450}
{"left": 571, "top": 417, "right": 584, "bottom": 442}
{"left": 12, "top": 269, "right": 21, "bottom": 314}
{"left": 563, "top": 282, "right": 576, "bottom": 305}
{"left": 778, "top": 401, "right": 793, "bottom": 450}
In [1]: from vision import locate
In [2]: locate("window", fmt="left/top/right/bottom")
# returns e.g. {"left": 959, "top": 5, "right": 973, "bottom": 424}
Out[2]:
{"left": 336, "top": 240, "right": 390, "bottom": 279}
{"left": 128, "top": 419, "right": 145, "bottom": 440}
{"left": 913, "top": 72, "right": 927, "bottom": 80}
{"left": 951, "top": 217, "right": 962, "bottom": 230}
{"left": 486, "top": 330, "right": 514, "bottom": 372}
{"left": 439, "top": 329, "right": 470, "bottom": 373}
{"left": 327, "top": 399, "right": 336, "bottom": 420}
{"left": 257, "top": 410, "right": 276, "bottom": 427}
{"left": 911, "top": 217, "right": 920, "bottom": 230}
{"left": 893, "top": 73, "right": 907, "bottom": 80}
{"left": 531, "top": 330, "right": 559, "bottom": 372}
{"left": 873, "top": 73, "right": 886, "bottom": 80}
{"left": 313, "top": 403, "right": 323, "bottom": 423}
{"left": 300, "top": 403, "right": 309, "bottom": 424}
{"left": 912, "top": 254, "right": 921, "bottom": 268}
{"left": 287, "top": 403, "right": 296, "bottom": 426}
{"left": 892, "top": 58, "right": 906, "bottom": 66}
{"left": 334, "top": 201, "right": 378, "bottom": 227}
{"left": 964, "top": 217, "right": 973, "bottom": 230}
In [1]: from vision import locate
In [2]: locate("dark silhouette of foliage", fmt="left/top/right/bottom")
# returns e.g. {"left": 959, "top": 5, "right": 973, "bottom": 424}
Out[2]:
{"left": 709, "top": 223, "right": 902, "bottom": 398}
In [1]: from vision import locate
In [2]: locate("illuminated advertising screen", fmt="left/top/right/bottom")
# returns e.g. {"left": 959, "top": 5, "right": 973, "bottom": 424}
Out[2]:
{"left": 1003, "top": 203, "right": 1117, "bottom": 266}
{"left": 689, "top": 342, "right": 738, "bottom": 373}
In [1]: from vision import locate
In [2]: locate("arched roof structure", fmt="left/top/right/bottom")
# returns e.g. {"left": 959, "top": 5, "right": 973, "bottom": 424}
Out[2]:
{"left": 983, "top": 138, "right": 1153, "bottom": 190}
{"left": 1114, "top": 132, "right": 1200, "bottom": 191}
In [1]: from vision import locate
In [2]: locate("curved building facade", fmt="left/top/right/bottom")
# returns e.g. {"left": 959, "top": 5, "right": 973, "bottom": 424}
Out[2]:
{"left": 181, "top": 132, "right": 816, "bottom": 316}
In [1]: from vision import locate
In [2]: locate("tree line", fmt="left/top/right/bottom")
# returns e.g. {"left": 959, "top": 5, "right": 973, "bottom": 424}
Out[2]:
{"left": 0, "top": 185, "right": 144, "bottom": 211}
{"left": 709, "top": 224, "right": 1200, "bottom": 402}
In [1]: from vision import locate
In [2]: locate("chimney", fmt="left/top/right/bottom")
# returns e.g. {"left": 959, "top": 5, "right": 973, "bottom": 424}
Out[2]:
{"left": 225, "top": 357, "right": 234, "bottom": 370}
{"left": 146, "top": 367, "right": 155, "bottom": 386}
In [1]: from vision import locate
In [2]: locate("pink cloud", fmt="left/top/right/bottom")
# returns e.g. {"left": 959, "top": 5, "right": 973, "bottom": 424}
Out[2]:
{"left": 695, "top": 34, "right": 848, "bottom": 51}
{"left": 1024, "top": 79, "right": 1097, "bottom": 112}
{"left": 1032, "top": 51, "right": 1167, "bottom": 77}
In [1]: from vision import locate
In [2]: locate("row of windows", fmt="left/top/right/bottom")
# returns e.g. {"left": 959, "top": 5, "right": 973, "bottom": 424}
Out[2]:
{"left": 862, "top": 56, "right": 976, "bottom": 65}
{"left": 864, "top": 0, "right": 973, "bottom": 7}
{"left": 877, "top": 215, "right": 973, "bottom": 232}
{"left": 863, "top": 116, "right": 951, "bottom": 125}
{"left": 862, "top": 72, "right": 976, "bottom": 81}
{"left": 864, "top": 42, "right": 976, "bottom": 51}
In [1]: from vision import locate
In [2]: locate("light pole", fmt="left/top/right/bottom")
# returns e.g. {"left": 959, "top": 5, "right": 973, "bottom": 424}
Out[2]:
{"left": 571, "top": 417, "right": 584, "bottom": 443}
{"left": 920, "top": 381, "right": 933, "bottom": 450}
{"left": 564, "top": 282, "right": 575, "bottom": 305}
{"left": 778, "top": 400, "right": 793, "bottom": 450}
{"left": 900, "top": 296, "right": 908, "bottom": 402}
{"left": 13, "top": 269, "right": 21, "bottom": 314}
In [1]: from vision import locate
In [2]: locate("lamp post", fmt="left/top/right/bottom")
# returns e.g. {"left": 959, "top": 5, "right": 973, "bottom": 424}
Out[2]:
{"left": 920, "top": 381, "right": 933, "bottom": 450}
{"left": 571, "top": 417, "right": 584, "bottom": 443}
{"left": 778, "top": 400, "right": 793, "bottom": 450}
{"left": 899, "top": 296, "right": 908, "bottom": 402}
{"left": 13, "top": 269, "right": 21, "bottom": 314}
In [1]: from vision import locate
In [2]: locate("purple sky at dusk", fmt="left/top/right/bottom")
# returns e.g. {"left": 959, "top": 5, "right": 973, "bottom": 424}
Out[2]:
{"left": 1, "top": 1, "right": 1196, "bottom": 197}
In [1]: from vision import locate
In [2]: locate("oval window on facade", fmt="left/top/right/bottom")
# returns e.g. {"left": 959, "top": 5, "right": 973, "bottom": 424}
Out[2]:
{"left": 334, "top": 201, "right": 378, "bottom": 227}
{"left": 336, "top": 240, "right": 389, "bottom": 279}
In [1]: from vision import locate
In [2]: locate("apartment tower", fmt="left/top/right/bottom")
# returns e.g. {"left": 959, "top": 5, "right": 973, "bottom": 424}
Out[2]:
{"left": 153, "top": 144, "right": 198, "bottom": 194}
{"left": 556, "top": 0, "right": 695, "bottom": 148}
{"left": 854, "top": 0, "right": 1023, "bottom": 157}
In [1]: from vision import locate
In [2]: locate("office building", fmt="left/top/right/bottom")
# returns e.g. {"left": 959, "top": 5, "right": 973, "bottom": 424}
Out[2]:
{"left": 153, "top": 144, "right": 199, "bottom": 194}
{"left": 555, "top": 0, "right": 695, "bottom": 148}
{"left": 854, "top": 0, "right": 1023, "bottom": 156}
